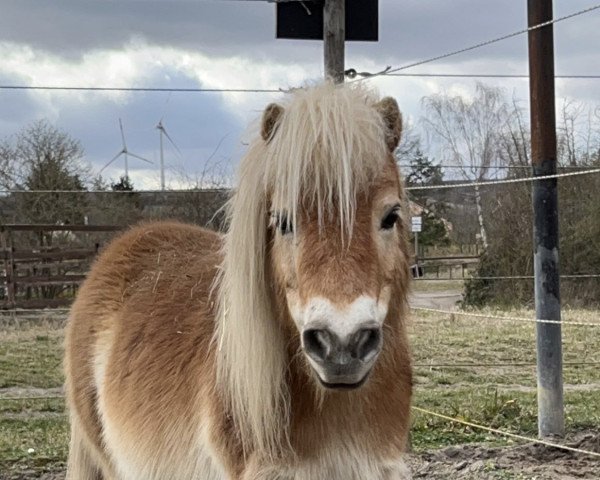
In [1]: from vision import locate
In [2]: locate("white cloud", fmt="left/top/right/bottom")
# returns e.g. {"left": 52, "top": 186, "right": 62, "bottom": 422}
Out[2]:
{"left": 1, "top": 0, "right": 599, "bottom": 190}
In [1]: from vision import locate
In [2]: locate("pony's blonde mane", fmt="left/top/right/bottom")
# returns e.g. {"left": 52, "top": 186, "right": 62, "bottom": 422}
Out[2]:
{"left": 216, "top": 83, "right": 391, "bottom": 458}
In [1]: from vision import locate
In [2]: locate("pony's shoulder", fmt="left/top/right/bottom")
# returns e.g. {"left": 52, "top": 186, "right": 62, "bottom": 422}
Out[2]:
{"left": 118, "top": 219, "right": 221, "bottom": 242}
{"left": 83, "top": 221, "right": 222, "bottom": 293}
{"left": 101, "top": 220, "right": 222, "bottom": 256}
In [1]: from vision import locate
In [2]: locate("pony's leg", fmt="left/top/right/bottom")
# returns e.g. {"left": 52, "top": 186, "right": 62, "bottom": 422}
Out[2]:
{"left": 239, "top": 455, "right": 293, "bottom": 480}
{"left": 66, "top": 419, "right": 102, "bottom": 480}
{"left": 66, "top": 417, "right": 119, "bottom": 480}
{"left": 383, "top": 459, "right": 412, "bottom": 480}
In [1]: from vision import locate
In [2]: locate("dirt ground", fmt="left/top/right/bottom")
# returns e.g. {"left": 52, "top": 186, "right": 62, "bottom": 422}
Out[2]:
{"left": 407, "top": 430, "right": 600, "bottom": 479}
{"left": 3, "top": 431, "right": 599, "bottom": 480}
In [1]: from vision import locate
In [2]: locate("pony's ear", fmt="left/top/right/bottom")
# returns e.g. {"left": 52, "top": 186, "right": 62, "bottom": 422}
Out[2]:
{"left": 261, "top": 103, "right": 284, "bottom": 143}
{"left": 375, "top": 97, "right": 402, "bottom": 152}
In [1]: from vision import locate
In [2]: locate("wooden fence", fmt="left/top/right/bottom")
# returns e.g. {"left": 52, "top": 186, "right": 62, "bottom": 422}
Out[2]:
{"left": 1, "top": 224, "right": 481, "bottom": 309}
{"left": 0, "top": 224, "right": 122, "bottom": 309}
{"left": 415, "top": 255, "right": 480, "bottom": 280}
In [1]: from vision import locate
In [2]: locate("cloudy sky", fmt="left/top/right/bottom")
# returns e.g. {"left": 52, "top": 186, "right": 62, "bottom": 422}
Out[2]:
{"left": 0, "top": 0, "right": 599, "bottom": 189}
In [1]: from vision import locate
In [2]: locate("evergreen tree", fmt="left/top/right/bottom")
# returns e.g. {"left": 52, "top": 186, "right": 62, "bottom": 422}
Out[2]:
{"left": 404, "top": 150, "right": 450, "bottom": 249}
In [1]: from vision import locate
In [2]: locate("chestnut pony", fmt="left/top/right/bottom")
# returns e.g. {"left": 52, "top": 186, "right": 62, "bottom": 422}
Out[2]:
{"left": 65, "top": 83, "right": 413, "bottom": 480}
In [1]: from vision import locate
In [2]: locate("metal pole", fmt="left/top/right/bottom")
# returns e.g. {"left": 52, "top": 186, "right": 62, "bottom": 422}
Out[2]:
{"left": 414, "top": 231, "right": 419, "bottom": 263}
{"left": 413, "top": 231, "right": 421, "bottom": 278}
{"left": 160, "top": 129, "right": 165, "bottom": 190}
{"left": 323, "top": 0, "right": 345, "bottom": 83}
{"left": 527, "top": 0, "right": 564, "bottom": 438}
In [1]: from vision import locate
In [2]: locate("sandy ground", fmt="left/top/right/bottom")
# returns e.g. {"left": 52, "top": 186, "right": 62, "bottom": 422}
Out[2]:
{"left": 409, "top": 290, "right": 463, "bottom": 310}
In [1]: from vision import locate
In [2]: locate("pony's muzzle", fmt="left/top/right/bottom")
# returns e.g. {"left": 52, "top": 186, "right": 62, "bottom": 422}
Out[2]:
{"left": 302, "top": 325, "right": 382, "bottom": 388}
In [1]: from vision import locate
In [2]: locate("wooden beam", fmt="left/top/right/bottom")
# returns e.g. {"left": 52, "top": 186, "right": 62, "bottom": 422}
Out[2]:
{"left": 0, "top": 224, "right": 122, "bottom": 233}
{"left": 0, "top": 249, "right": 97, "bottom": 261}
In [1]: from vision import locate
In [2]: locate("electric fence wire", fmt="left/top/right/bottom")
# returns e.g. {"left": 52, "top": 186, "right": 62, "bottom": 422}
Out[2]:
{"left": 348, "top": 3, "right": 600, "bottom": 81}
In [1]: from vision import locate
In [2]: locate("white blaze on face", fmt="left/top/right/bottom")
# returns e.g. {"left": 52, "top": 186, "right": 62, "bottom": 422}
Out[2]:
{"left": 287, "top": 286, "right": 392, "bottom": 341}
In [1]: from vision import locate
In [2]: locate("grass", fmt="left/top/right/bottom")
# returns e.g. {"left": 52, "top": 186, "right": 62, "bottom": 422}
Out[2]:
{"left": 409, "top": 308, "right": 600, "bottom": 450}
{"left": 0, "top": 321, "right": 67, "bottom": 474}
{"left": 411, "top": 279, "right": 465, "bottom": 293}
{"left": 0, "top": 417, "right": 67, "bottom": 473}
{"left": 0, "top": 321, "right": 64, "bottom": 389}
{"left": 0, "top": 308, "right": 599, "bottom": 473}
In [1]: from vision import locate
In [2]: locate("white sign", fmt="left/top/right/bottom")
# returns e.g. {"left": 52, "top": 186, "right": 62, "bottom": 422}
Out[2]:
{"left": 411, "top": 216, "right": 422, "bottom": 233}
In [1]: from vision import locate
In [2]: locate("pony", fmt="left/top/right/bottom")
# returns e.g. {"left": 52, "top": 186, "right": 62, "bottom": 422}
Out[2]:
{"left": 64, "top": 82, "right": 413, "bottom": 480}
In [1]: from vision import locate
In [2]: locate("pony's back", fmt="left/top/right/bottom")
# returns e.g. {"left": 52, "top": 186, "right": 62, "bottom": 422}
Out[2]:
{"left": 64, "top": 221, "right": 226, "bottom": 479}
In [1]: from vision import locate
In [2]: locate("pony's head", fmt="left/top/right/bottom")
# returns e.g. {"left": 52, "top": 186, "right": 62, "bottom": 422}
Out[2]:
{"left": 262, "top": 85, "right": 408, "bottom": 390}
{"left": 217, "top": 83, "right": 410, "bottom": 455}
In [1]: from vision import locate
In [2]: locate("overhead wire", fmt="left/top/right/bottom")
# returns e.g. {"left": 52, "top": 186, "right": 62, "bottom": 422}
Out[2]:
{"left": 0, "top": 85, "right": 281, "bottom": 94}
{"left": 2, "top": 166, "right": 599, "bottom": 194}
{"left": 387, "top": 73, "right": 600, "bottom": 79}
{"left": 413, "top": 361, "right": 600, "bottom": 368}
{"left": 406, "top": 167, "right": 600, "bottom": 191}
{"left": 411, "top": 307, "right": 600, "bottom": 327}
{"left": 2, "top": 74, "right": 600, "bottom": 95}
{"left": 349, "top": 3, "right": 600, "bottom": 81}
{"left": 413, "top": 274, "right": 600, "bottom": 281}
{"left": 398, "top": 164, "right": 600, "bottom": 170}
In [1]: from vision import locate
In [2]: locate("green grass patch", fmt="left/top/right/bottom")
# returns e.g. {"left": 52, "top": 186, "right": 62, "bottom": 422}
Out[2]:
{"left": 0, "top": 397, "right": 65, "bottom": 415}
{"left": 409, "top": 308, "right": 600, "bottom": 450}
{"left": 0, "top": 308, "right": 599, "bottom": 473}
{"left": 0, "top": 416, "right": 68, "bottom": 473}
{"left": 0, "top": 324, "right": 64, "bottom": 389}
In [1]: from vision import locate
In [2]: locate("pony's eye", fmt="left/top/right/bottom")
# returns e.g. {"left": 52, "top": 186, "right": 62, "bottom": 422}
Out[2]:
{"left": 273, "top": 213, "right": 293, "bottom": 235}
{"left": 381, "top": 210, "right": 400, "bottom": 230}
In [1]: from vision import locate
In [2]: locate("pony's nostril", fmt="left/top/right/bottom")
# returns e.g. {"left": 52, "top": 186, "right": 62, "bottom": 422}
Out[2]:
{"left": 302, "top": 329, "right": 332, "bottom": 362}
{"left": 352, "top": 328, "right": 381, "bottom": 362}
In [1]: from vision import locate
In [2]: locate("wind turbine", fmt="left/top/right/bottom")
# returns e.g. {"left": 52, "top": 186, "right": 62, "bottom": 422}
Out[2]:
{"left": 100, "top": 118, "right": 152, "bottom": 181}
{"left": 156, "top": 119, "right": 181, "bottom": 190}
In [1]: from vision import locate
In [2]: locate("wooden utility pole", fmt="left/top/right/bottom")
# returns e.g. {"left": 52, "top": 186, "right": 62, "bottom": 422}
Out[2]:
{"left": 0, "top": 228, "right": 16, "bottom": 308}
{"left": 527, "top": 0, "right": 564, "bottom": 438}
{"left": 323, "top": 0, "right": 345, "bottom": 83}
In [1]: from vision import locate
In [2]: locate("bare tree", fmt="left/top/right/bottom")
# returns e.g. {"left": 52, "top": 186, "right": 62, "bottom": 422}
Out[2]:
{"left": 557, "top": 99, "right": 600, "bottom": 167}
{"left": 395, "top": 118, "right": 422, "bottom": 165}
{"left": 498, "top": 96, "right": 530, "bottom": 170}
{"left": 159, "top": 140, "right": 232, "bottom": 229}
{"left": 2, "top": 120, "right": 91, "bottom": 233}
{"left": 421, "top": 83, "right": 514, "bottom": 248}
{"left": 0, "top": 140, "right": 15, "bottom": 189}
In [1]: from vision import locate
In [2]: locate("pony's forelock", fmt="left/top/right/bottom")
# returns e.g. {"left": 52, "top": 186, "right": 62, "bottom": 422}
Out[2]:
{"left": 215, "top": 83, "right": 391, "bottom": 458}
{"left": 266, "top": 83, "right": 389, "bottom": 234}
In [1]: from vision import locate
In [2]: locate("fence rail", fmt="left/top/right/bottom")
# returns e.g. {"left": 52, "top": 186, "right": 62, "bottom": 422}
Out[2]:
{"left": 0, "top": 224, "right": 122, "bottom": 309}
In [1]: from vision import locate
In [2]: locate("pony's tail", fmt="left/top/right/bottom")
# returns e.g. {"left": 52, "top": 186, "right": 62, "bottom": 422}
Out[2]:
{"left": 66, "top": 418, "right": 102, "bottom": 480}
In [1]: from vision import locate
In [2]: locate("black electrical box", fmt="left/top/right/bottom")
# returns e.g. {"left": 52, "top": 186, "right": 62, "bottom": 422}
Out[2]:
{"left": 276, "top": 0, "right": 378, "bottom": 41}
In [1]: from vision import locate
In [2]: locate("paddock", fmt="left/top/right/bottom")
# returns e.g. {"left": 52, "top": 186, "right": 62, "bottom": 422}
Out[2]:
{"left": 1, "top": 286, "right": 598, "bottom": 479}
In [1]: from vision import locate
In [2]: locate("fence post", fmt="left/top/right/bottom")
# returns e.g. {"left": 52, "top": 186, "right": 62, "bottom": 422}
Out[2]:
{"left": 1, "top": 228, "right": 16, "bottom": 308}
{"left": 527, "top": 0, "right": 564, "bottom": 438}
{"left": 324, "top": 0, "right": 345, "bottom": 83}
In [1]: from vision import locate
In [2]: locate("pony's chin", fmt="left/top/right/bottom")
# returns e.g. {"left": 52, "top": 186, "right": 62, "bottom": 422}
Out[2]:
{"left": 316, "top": 370, "right": 372, "bottom": 391}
